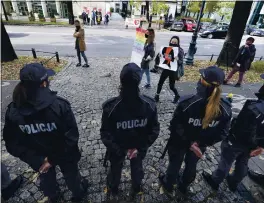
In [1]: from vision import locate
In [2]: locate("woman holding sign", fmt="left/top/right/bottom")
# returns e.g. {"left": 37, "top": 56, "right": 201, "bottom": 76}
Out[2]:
{"left": 141, "top": 28, "right": 155, "bottom": 89}
{"left": 154, "top": 36, "right": 184, "bottom": 103}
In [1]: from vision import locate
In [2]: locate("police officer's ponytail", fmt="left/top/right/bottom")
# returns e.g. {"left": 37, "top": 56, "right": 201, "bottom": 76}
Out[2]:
{"left": 201, "top": 78, "right": 222, "bottom": 129}
{"left": 13, "top": 82, "right": 27, "bottom": 108}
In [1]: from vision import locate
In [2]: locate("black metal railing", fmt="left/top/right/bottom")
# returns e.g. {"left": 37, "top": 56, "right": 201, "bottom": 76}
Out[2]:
{"left": 15, "top": 48, "right": 60, "bottom": 64}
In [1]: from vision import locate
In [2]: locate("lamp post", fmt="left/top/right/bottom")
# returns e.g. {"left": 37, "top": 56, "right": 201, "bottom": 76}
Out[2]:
{"left": 185, "top": 0, "right": 206, "bottom": 65}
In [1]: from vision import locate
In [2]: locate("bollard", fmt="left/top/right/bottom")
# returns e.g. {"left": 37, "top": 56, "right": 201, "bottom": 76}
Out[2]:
{"left": 32, "top": 48, "right": 37, "bottom": 59}
{"left": 210, "top": 54, "right": 214, "bottom": 62}
{"left": 55, "top": 52, "right": 60, "bottom": 63}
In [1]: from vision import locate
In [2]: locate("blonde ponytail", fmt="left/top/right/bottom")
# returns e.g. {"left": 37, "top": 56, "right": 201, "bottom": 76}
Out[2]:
{"left": 201, "top": 78, "right": 222, "bottom": 129}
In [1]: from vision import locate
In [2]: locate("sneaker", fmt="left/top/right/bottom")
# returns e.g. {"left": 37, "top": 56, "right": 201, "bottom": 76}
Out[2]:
{"left": 223, "top": 80, "right": 228, "bottom": 85}
{"left": 76, "top": 63, "right": 81, "bottom": 67}
{"left": 82, "top": 64, "right": 90, "bottom": 68}
{"left": 226, "top": 175, "right": 237, "bottom": 192}
{"left": 1, "top": 176, "right": 23, "bottom": 200}
{"left": 234, "top": 83, "right": 241, "bottom": 88}
{"left": 70, "top": 179, "right": 89, "bottom": 202}
{"left": 144, "top": 84, "right": 151, "bottom": 89}
{"left": 154, "top": 94, "right": 159, "bottom": 102}
{"left": 202, "top": 171, "right": 219, "bottom": 191}
{"left": 173, "top": 95, "right": 180, "bottom": 104}
{"left": 159, "top": 175, "right": 173, "bottom": 197}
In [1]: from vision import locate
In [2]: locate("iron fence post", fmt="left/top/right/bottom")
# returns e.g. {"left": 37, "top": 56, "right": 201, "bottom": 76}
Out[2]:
{"left": 210, "top": 54, "right": 214, "bottom": 62}
{"left": 55, "top": 52, "right": 60, "bottom": 63}
{"left": 32, "top": 48, "right": 37, "bottom": 59}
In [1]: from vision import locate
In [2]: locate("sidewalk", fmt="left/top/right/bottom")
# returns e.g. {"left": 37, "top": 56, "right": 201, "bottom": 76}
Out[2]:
{"left": 1, "top": 57, "right": 263, "bottom": 203}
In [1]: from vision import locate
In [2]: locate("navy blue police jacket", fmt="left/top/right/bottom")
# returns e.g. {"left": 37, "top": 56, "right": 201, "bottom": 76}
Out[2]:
{"left": 169, "top": 94, "right": 232, "bottom": 147}
{"left": 3, "top": 88, "right": 81, "bottom": 170}
{"left": 229, "top": 97, "right": 264, "bottom": 150}
{"left": 100, "top": 95, "right": 160, "bottom": 152}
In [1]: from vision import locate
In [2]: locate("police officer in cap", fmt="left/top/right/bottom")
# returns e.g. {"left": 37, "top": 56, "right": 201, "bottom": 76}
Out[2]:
{"left": 159, "top": 66, "right": 232, "bottom": 199}
{"left": 203, "top": 74, "right": 264, "bottom": 192}
{"left": 100, "top": 63, "right": 160, "bottom": 200}
{"left": 3, "top": 63, "right": 88, "bottom": 202}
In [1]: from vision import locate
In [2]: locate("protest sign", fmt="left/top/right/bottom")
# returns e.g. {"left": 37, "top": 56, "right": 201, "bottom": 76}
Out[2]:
{"left": 157, "top": 46, "right": 178, "bottom": 72}
{"left": 130, "top": 28, "right": 147, "bottom": 67}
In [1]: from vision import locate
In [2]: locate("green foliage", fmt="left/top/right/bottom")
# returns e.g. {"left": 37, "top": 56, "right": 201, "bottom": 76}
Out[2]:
{"left": 205, "top": 1, "right": 220, "bottom": 14}
{"left": 200, "top": 18, "right": 214, "bottom": 23}
{"left": 110, "top": 7, "right": 114, "bottom": 13}
{"left": 216, "top": 1, "right": 235, "bottom": 21}
{"left": 29, "top": 11, "right": 34, "bottom": 18}
{"left": 251, "top": 60, "right": 264, "bottom": 73}
{"left": 129, "top": 0, "right": 141, "bottom": 10}
{"left": 187, "top": 1, "right": 201, "bottom": 13}
{"left": 38, "top": 11, "right": 44, "bottom": 19}
{"left": 151, "top": 2, "right": 169, "bottom": 15}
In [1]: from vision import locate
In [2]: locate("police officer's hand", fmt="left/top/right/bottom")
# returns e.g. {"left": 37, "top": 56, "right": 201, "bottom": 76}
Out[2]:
{"left": 39, "top": 157, "right": 52, "bottom": 174}
{"left": 190, "top": 142, "right": 203, "bottom": 159}
{"left": 127, "top": 149, "right": 138, "bottom": 159}
{"left": 250, "top": 147, "right": 264, "bottom": 157}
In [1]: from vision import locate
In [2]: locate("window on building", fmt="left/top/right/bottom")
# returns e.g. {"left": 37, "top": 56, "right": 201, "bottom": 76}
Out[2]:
{"left": 17, "top": 1, "right": 28, "bottom": 15}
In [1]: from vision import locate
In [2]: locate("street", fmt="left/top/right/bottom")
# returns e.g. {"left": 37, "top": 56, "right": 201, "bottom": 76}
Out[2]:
{"left": 6, "top": 25, "right": 264, "bottom": 59}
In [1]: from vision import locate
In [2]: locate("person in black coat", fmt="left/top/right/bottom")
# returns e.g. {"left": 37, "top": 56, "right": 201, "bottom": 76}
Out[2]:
{"left": 154, "top": 36, "right": 184, "bottom": 103}
{"left": 224, "top": 37, "right": 256, "bottom": 87}
{"left": 159, "top": 66, "right": 232, "bottom": 200}
{"left": 100, "top": 63, "right": 160, "bottom": 200}
{"left": 3, "top": 63, "right": 88, "bottom": 203}
{"left": 203, "top": 73, "right": 264, "bottom": 192}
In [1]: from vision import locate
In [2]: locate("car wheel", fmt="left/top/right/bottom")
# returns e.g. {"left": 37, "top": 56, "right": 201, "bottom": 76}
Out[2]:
{"left": 208, "top": 34, "right": 213, "bottom": 39}
{"left": 183, "top": 26, "right": 187, "bottom": 32}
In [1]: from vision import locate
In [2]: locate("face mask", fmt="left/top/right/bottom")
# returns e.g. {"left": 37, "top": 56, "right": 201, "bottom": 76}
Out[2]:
{"left": 196, "top": 80, "right": 213, "bottom": 97}
{"left": 145, "top": 34, "right": 149, "bottom": 38}
{"left": 76, "top": 26, "right": 80, "bottom": 30}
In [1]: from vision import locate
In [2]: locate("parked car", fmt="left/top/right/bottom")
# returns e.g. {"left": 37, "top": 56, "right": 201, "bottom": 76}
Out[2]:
{"left": 163, "top": 20, "right": 174, "bottom": 29}
{"left": 245, "top": 24, "right": 258, "bottom": 35}
{"left": 199, "top": 25, "right": 229, "bottom": 39}
{"left": 200, "top": 22, "right": 212, "bottom": 31}
{"left": 217, "top": 22, "right": 229, "bottom": 26}
{"left": 181, "top": 18, "right": 197, "bottom": 32}
{"left": 170, "top": 21, "right": 184, "bottom": 31}
{"left": 250, "top": 25, "right": 264, "bottom": 36}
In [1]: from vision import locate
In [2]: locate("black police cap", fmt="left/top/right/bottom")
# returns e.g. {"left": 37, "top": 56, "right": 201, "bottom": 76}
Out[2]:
{"left": 199, "top": 66, "right": 225, "bottom": 86}
{"left": 261, "top": 74, "right": 264, "bottom": 80}
{"left": 20, "top": 63, "right": 55, "bottom": 84}
{"left": 120, "top": 63, "right": 142, "bottom": 86}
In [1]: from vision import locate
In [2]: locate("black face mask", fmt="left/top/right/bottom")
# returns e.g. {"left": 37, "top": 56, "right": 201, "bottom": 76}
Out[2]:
{"left": 76, "top": 26, "right": 80, "bottom": 31}
{"left": 145, "top": 34, "right": 148, "bottom": 38}
{"left": 169, "top": 43, "right": 179, "bottom": 47}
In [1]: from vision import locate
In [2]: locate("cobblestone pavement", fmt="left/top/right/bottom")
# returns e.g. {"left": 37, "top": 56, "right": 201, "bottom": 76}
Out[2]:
{"left": 1, "top": 57, "right": 263, "bottom": 203}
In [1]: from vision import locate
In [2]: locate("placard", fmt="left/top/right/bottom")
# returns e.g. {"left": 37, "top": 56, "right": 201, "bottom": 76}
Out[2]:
{"left": 130, "top": 28, "right": 147, "bottom": 67}
{"left": 157, "top": 46, "right": 178, "bottom": 72}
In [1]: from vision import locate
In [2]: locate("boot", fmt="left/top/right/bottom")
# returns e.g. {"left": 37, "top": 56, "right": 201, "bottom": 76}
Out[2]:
{"left": 159, "top": 175, "right": 173, "bottom": 197}
{"left": 130, "top": 184, "right": 143, "bottom": 200}
{"left": 70, "top": 179, "right": 89, "bottom": 202}
{"left": 76, "top": 63, "right": 81, "bottom": 67}
{"left": 1, "top": 176, "right": 22, "bottom": 200}
{"left": 234, "top": 83, "right": 241, "bottom": 88}
{"left": 172, "top": 94, "right": 180, "bottom": 104}
{"left": 226, "top": 175, "right": 238, "bottom": 192}
{"left": 223, "top": 79, "right": 228, "bottom": 85}
{"left": 154, "top": 94, "right": 159, "bottom": 102}
{"left": 202, "top": 171, "right": 219, "bottom": 191}
{"left": 82, "top": 64, "right": 90, "bottom": 68}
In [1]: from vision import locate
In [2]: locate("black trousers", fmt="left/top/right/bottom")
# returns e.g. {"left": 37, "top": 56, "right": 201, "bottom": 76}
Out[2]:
{"left": 164, "top": 145, "right": 205, "bottom": 191}
{"left": 107, "top": 149, "right": 147, "bottom": 191}
{"left": 212, "top": 140, "right": 250, "bottom": 186}
{"left": 156, "top": 69, "right": 179, "bottom": 96}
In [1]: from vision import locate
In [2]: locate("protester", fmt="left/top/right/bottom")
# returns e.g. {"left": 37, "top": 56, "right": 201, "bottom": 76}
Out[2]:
{"left": 224, "top": 37, "right": 256, "bottom": 87}
{"left": 1, "top": 163, "right": 22, "bottom": 201}
{"left": 86, "top": 11, "right": 90, "bottom": 25}
{"left": 154, "top": 36, "right": 184, "bottom": 103}
{"left": 92, "top": 10, "right": 96, "bottom": 25}
{"left": 203, "top": 73, "right": 264, "bottom": 192}
{"left": 82, "top": 11, "right": 87, "bottom": 25}
{"left": 73, "top": 20, "right": 89, "bottom": 68}
{"left": 104, "top": 14, "right": 109, "bottom": 25}
{"left": 100, "top": 63, "right": 160, "bottom": 200}
{"left": 141, "top": 28, "right": 155, "bottom": 89}
{"left": 159, "top": 66, "right": 232, "bottom": 200}
{"left": 3, "top": 63, "right": 88, "bottom": 203}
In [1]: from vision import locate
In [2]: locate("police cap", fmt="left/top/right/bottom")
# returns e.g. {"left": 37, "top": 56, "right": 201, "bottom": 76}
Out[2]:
{"left": 20, "top": 63, "right": 55, "bottom": 85}
{"left": 120, "top": 63, "right": 142, "bottom": 87}
{"left": 199, "top": 66, "right": 225, "bottom": 86}
{"left": 261, "top": 74, "right": 264, "bottom": 80}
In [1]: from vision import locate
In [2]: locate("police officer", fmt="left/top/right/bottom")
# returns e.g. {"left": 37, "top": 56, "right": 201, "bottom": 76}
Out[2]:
{"left": 203, "top": 74, "right": 264, "bottom": 192}
{"left": 100, "top": 63, "right": 160, "bottom": 200}
{"left": 159, "top": 66, "right": 232, "bottom": 199}
{"left": 3, "top": 63, "right": 88, "bottom": 203}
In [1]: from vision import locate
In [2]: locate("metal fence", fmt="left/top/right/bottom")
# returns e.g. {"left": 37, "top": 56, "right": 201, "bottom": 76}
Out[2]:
{"left": 15, "top": 48, "right": 60, "bottom": 64}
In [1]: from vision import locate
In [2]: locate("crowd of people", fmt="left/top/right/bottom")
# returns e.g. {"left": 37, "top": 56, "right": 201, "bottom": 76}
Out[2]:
{"left": 81, "top": 10, "right": 109, "bottom": 26}
{"left": 1, "top": 26, "right": 263, "bottom": 203}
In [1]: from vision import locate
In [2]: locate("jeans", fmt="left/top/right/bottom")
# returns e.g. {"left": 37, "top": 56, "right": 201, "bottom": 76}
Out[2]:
{"left": 226, "top": 66, "right": 245, "bottom": 84}
{"left": 76, "top": 47, "right": 88, "bottom": 64}
{"left": 212, "top": 140, "right": 249, "bottom": 186}
{"left": 141, "top": 68, "right": 150, "bottom": 85}
{"left": 157, "top": 69, "right": 179, "bottom": 96}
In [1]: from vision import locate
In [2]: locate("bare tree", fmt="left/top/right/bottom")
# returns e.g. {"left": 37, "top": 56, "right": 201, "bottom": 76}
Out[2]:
{"left": 216, "top": 1, "right": 253, "bottom": 67}
{"left": 1, "top": 22, "right": 18, "bottom": 62}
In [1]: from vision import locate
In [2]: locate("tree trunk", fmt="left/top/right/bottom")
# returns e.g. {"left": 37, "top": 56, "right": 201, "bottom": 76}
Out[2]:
{"left": 216, "top": 1, "right": 253, "bottom": 67}
{"left": 146, "top": 1, "right": 149, "bottom": 22}
{"left": 207, "top": 12, "right": 211, "bottom": 18}
{"left": 193, "top": 12, "right": 196, "bottom": 17}
{"left": 1, "top": 22, "right": 18, "bottom": 62}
